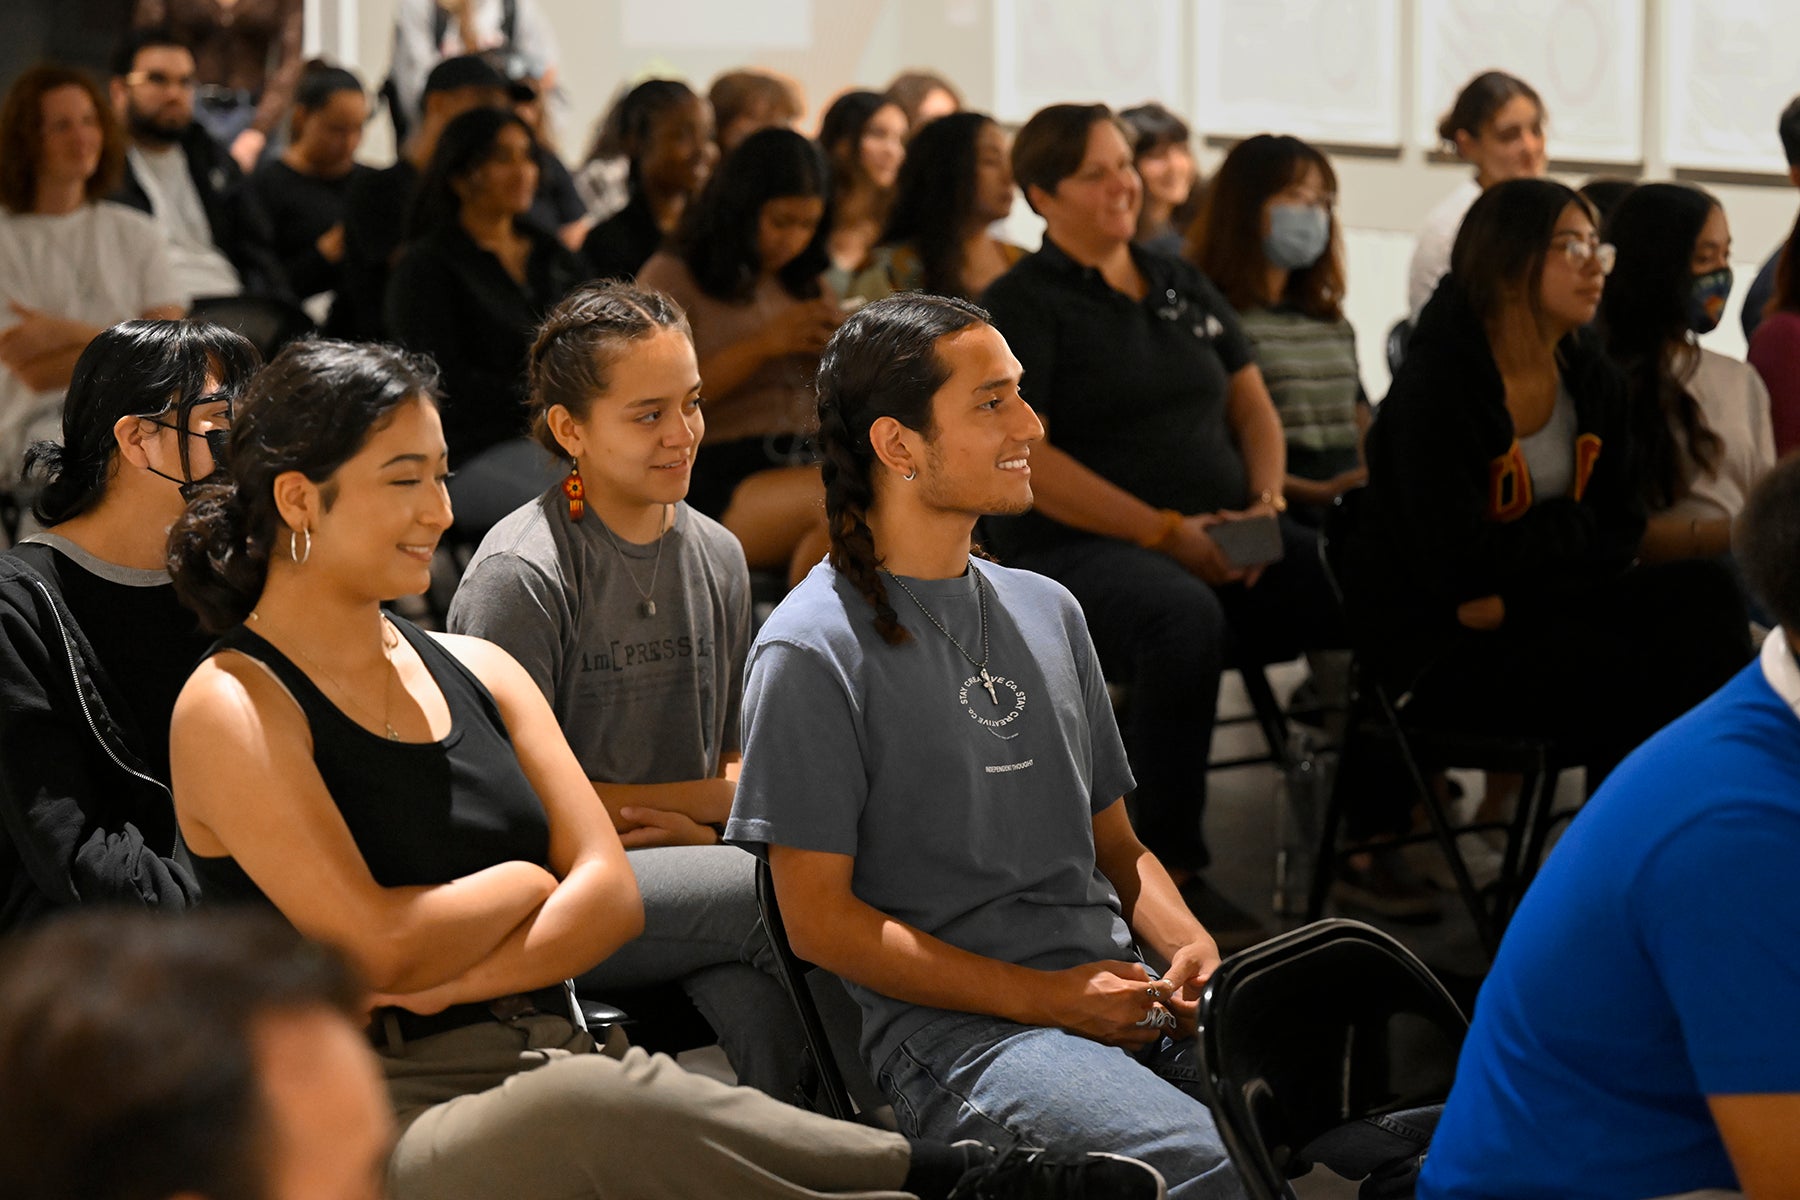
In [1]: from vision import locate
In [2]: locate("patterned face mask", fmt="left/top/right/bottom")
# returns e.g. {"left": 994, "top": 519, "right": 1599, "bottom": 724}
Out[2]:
{"left": 1688, "top": 267, "right": 1733, "bottom": 335}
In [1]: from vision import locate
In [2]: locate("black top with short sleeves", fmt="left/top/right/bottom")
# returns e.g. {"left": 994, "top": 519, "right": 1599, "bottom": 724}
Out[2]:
{"left": 980, "top": 238, "right": 1257, "bottom": 557}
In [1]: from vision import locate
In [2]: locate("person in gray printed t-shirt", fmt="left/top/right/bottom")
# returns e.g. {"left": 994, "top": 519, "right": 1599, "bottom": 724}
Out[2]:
{"left": 447, "top": 281, "right": 869, "bottom": 1104}
{"left": 727, "top": 293, "right": 1243, "bottom": 1199}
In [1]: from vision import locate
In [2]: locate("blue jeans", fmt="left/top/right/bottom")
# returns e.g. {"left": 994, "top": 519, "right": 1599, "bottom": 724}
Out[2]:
{"left": 877, "top": 1012, "right": 1244, "bottom": 1199}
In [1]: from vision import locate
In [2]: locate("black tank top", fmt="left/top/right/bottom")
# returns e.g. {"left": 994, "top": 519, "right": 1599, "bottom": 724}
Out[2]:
{"left": 186, "top": 616, "right": 550, "bottom": 906}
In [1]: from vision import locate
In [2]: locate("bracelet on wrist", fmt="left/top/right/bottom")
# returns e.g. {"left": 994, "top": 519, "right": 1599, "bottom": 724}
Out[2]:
{"left": 1137, "top": 508, "right": 1184, "bottom": 551}
{"left": 1256, "top": 490, "right": 1288, "bottom": 513}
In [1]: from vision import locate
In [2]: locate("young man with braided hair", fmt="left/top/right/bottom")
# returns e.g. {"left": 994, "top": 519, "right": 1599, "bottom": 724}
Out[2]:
{"left": 728, "top": 293, "right": 1243, "bottom": 1199}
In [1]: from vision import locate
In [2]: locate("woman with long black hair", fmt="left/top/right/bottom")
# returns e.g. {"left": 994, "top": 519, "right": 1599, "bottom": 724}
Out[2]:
{"left": 1599, "top": 182, "right": 1774, "bottom": 566}
{"left": 637, "top": 127, "right": 838, "bottom": 582}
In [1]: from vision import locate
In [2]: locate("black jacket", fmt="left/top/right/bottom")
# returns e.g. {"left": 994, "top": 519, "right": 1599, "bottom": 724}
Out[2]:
{"left": 111, "top": 122, "right": 281, "bottom": 296}
{"left": 0, "top": 544, "right": 200, "bottom": 933}
{"left": 1344, "top": 282, "right": 1646, "bottom": 675}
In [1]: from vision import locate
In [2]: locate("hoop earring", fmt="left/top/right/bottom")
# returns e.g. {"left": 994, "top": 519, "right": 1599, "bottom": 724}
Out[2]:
{"left": 902, "top": 468, "right": 917, "bottom": 482}
{"left": 289, "top": 526, "right": 312, "bottom": 565}
{"left": 563, "top": 458, "right": 585, "bottom": 522}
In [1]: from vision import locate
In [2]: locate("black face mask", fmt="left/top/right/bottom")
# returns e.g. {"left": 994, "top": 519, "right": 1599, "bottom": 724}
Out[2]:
{"left": 146, "top": 422, "right": 232, "bottom": 500}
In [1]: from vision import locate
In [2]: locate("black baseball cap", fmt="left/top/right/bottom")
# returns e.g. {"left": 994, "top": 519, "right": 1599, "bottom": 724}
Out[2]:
{"left": 422, "top": 54, "right": 510, "bottom": 98}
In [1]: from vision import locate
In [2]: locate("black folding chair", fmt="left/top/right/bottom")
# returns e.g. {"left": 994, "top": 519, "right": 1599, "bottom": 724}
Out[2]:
{"left": 1196, "top": 919, "right": 1467, "bottom": 1200}
{"left": 1385, "top": 317, "right": 1416, "bottom": 381}
{"left": 188, "top": 295, "right": 317, "bottom": 360}
{"left": 1205, "top": 651, "right": 1305, "bottom": 774}
{"left": 1307, "top": 489, "right": 1573, "bottom": 958}
{"left": 754, "top": 857, "right": 861, "bottom": 1120}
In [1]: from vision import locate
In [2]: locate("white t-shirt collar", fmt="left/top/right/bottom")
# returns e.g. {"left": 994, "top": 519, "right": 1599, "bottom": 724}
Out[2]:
{"left": 1758, "top": 625, "right": 1800, "bottom": 720}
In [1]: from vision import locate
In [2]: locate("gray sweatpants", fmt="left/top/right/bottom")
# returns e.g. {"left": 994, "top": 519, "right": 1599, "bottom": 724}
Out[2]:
{"left": 573, "top": 843, "right": 879, "bottom": 1109}
{"left": 384, "top": 1015, "right": 914, "bottom": 1199}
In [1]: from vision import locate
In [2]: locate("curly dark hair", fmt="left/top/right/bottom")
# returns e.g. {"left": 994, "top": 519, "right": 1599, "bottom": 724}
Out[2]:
{"left": 167, "top": 339, "right": 442, "bottom": 632}
{"left": 880, "top": 111, "right": 997, "bottom": 300}
{"left": 0, "top": 65, "right": 126, "bottom": 213}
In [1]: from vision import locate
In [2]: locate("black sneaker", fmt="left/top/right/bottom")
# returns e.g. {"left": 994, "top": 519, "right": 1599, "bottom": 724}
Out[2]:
{"left": 948, "top": 1143, "right": 1167, "bottom": 1199}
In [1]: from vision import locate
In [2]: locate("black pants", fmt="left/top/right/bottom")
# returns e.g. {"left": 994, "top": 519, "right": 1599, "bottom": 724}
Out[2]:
{"left": 1013, "top": 518, "right": 1343, "bottom": 872}
{"left": 1345, "top": 558, "right": 1754, "bottom": 839}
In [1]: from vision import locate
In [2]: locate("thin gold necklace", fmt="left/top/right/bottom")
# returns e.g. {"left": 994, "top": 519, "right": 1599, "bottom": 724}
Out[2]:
{"left": 248, "top": 611, "right": 403, "bottom": 741}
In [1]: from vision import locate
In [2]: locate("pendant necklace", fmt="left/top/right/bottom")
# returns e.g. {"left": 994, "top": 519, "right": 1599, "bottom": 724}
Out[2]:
{"left": 882, "top": 563, "right": 1003, "bottom": 706}
{"left": 248, "top": 611, "right": 403, "bottom": 740}
{"left": 600, "top": 505, "right": 670, "bottom": 618}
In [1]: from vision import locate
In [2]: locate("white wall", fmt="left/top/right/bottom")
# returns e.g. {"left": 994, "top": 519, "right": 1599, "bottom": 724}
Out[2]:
{"left": 325, "top": 0, "right": 1800, "bottom": 400}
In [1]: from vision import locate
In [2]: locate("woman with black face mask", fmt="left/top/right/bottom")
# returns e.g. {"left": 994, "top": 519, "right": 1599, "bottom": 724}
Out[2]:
{"left": 1188, "top": 134, "right": 1368, "bottom": 528}
{"left": 0, "top": 317, "right": 256, "bottom": 935}
{"left": 1599, "top": 182, "right": 1776, "bottom": 566}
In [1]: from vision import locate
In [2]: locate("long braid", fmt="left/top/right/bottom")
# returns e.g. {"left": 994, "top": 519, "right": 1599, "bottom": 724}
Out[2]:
{"left": 818, "top": 394, "right": 907, "bottom": 645}
{"left": 813, "top": 292, "right": 993, "bottom": 646}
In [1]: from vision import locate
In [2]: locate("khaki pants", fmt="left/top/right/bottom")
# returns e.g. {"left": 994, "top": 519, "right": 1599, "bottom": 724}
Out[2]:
{"left": 383, "top": 1015, "right": 914, "bottom": 1199}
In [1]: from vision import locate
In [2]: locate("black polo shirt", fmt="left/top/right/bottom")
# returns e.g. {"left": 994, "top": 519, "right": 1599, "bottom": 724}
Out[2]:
{"left": 980, "top": 237, "right": 1256, "bottom": 557}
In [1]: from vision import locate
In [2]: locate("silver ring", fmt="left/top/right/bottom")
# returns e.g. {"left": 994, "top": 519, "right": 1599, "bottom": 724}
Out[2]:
{"left": 1134, "top": 1005, "right": 1177, "bottom": 1030}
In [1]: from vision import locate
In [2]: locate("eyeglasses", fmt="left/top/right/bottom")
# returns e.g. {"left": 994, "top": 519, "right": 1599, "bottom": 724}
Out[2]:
{"left": 1550, "top": 233, "right": 1616, "bottom": 274}
{"left": 124, "top": 70, "right": 196, "bottom": 91}
{"left": 1281, "top": 188, "right": 1337, "bottom": 210}
{"left": 148, "top": 392, "right": 234, "bottom": 436}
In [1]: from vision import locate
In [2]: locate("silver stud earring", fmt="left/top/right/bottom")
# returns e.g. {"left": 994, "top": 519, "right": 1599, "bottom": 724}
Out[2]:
{"left": 290, "top": 526, "right": 312, "bottom": 565}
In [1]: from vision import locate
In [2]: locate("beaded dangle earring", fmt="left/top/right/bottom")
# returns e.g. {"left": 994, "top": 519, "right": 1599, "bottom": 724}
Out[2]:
{"left": 563, "top": 458, "right": 585, "bottom": 522}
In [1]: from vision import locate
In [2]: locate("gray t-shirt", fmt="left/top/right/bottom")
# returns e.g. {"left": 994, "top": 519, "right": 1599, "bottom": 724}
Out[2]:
{"left": 727, "top": 557, "right": 1137, "bottom": 1073}
{"left": 447, "top": 494, "right": 750, "bottom": 782}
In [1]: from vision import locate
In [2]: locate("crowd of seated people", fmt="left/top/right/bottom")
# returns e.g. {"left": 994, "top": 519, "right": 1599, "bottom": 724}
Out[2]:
{"left": 7, "top": 25, "right": 1800, "bottom": 1199}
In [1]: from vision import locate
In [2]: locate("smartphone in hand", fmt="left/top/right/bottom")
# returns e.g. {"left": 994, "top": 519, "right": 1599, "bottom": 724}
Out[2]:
{"left": 1207, "top": 513, "right": 1284, "bottom": 569}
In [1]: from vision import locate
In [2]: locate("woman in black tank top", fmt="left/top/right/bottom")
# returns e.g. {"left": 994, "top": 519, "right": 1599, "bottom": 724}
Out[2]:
{"left": 168, "top": 338, "right": 641, "bottom": 1020}
{"left": 160, "top": 340, "right": 1088, "bottom": 1200}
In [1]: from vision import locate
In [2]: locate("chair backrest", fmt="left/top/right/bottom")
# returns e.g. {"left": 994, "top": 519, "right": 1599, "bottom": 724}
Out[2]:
{"left": 1385, "top": 317, "right": 1415, "bottom": 379}
{"left": 753, "top": 857, "right": 858, "bottom": 1120}
{"left": 1196, "top": 919, "right": 1467, "bottom": 1200}
{"left": 187, "top": 296, "right": 318, "bottom": 362}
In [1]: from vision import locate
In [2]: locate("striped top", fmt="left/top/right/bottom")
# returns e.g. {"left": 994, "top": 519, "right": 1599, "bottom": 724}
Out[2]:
{"left": 1238, "top": 306, "right": 1364, "bottom": 481}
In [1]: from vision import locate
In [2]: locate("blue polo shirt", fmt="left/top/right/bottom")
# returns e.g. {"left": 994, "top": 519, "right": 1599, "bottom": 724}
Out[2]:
{"left": 1419, "top": 628, "right": 1800, "bottom": 1200}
